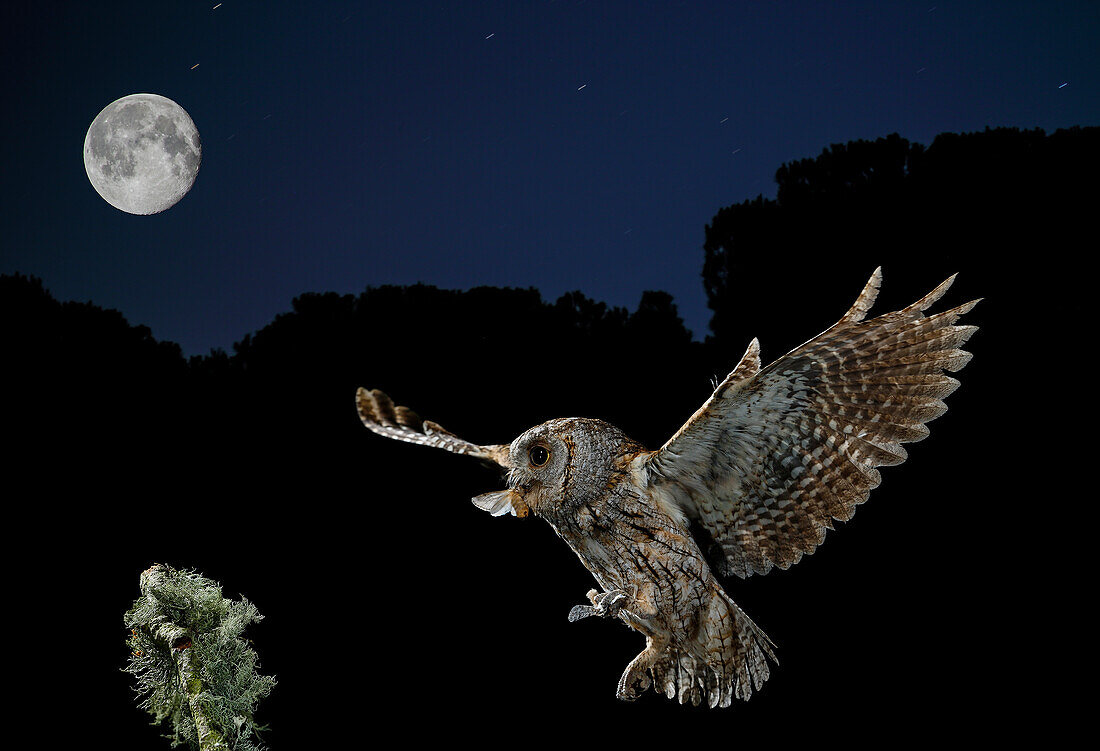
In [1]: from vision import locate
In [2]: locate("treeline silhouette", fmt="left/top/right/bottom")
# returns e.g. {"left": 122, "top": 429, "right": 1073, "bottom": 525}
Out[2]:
{"left": 4, "top": 273, "right": 710, "bottom": 555}
{"left": 8, "top": 125, "right": 1092, "bottom": 471}
{"left": 704, "top": 125, "right": 1094, "bottom": 353}
{"left": 4, "top": 124, "right": 1093, "bottom": 744}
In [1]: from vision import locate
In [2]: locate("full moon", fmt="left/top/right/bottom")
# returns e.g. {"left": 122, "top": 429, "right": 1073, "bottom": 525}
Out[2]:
{"left": 83, "top": 93, "right": 202, "bottom": 215}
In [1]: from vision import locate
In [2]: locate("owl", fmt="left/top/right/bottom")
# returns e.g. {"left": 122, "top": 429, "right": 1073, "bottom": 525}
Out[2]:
{"left": 355, "top": 268, "right": 978, "bottom": 708}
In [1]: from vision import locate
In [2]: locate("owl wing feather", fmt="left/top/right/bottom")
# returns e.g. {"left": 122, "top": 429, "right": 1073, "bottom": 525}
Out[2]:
{"left": 355, "top": 387, "right": 510, "bottom": 466}
{"left": 644, "top": 268, "right": 979, "bottom": 578}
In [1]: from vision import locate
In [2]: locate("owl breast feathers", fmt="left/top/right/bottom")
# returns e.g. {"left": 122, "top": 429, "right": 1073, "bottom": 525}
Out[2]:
{"left": 356, "top": 268, "right": 979, "bottom": 708}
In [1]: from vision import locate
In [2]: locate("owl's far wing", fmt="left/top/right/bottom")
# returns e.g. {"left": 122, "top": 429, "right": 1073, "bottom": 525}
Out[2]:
{"left": 643, "top": 268, "right": 979, "bottom": 578}
{"left": 356, "top": 387, "right": 510, "bottom": 467}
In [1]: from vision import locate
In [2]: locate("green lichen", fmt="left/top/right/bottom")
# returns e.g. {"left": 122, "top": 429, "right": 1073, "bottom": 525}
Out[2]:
{"left": 124, "top": 564, "right": 275, "bottom": 750}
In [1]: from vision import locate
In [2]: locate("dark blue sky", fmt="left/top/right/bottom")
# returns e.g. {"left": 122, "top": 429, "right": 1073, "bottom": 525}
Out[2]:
{"left": 4, "top": 1, "right": 1097, "bottom": 356}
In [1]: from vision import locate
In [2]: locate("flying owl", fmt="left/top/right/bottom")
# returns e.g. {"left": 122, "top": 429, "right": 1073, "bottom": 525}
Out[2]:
{"left": 355, "top": 268, "right": 978, "bottom": 708}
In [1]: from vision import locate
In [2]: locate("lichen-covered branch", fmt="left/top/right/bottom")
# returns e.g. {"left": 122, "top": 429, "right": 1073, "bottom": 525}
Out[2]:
{"left": 124, "top": 564, "right": 275, "bottom": 750}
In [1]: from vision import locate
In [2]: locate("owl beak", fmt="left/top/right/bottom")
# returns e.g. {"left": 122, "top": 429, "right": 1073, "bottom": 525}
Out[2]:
{"left": 471, "top": 489, "right": 530, "bottom": 518}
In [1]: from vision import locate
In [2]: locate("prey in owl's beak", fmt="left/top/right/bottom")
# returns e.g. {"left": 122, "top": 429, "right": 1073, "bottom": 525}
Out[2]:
{"left": 471, "top": 488, "right": 530, "bottom": 518}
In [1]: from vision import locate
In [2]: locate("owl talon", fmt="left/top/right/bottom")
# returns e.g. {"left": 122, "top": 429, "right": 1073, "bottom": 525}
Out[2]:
{"left": 570, "top": 588, "right": 629, "bottom": 622}
{"left": 595, "top": 589, "right": 629, "bottom": 617}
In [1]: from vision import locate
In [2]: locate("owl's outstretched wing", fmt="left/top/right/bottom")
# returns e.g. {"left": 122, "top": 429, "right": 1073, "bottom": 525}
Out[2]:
{"left": 357, "top": 388, "right": 528, "bottom": 516}
{"left": 643, "top": 268, "right": 979, "bottom": 579}
{"left": 355, "top": 387, "right": 510, "bottom": 466}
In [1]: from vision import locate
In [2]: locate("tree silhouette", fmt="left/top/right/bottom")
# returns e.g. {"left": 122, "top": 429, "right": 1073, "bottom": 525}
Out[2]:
{"left": 702, "top": 126, "right": 1097, "bottom": 351}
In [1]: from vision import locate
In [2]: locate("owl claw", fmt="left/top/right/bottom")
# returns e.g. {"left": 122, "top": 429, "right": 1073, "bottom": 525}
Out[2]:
{"left": 568, "top": 588, "right": 629, "bottom": 622}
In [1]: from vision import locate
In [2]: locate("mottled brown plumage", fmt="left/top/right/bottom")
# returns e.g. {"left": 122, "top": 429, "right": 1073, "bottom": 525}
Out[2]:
{"left": 355, "top": 268, "right": 979, "bottom": 707}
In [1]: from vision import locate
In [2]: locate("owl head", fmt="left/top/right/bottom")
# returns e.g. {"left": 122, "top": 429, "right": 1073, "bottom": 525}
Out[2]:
{"left": 470, "top": 417, "right": 643, "bottom": 520}
{"left": 354, "top": 388, "right": 645, "bottom": 520}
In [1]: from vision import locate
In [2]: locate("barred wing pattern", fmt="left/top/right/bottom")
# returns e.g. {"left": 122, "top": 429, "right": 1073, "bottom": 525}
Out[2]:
{"left": 355, "top": 388, "right": 510, "bottom": 466}
{"left": 645, "top": 268, "right": 979, "bottom": 579}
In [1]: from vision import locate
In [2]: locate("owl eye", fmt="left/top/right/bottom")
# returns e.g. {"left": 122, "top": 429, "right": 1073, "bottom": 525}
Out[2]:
{"left": 529, "top": 445, "right": 550, "bottom": 467}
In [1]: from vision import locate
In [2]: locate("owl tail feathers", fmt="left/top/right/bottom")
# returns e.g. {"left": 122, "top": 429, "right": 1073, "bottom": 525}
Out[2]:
{"left": 722, "top": 597, "right": 778, "bottom": 703}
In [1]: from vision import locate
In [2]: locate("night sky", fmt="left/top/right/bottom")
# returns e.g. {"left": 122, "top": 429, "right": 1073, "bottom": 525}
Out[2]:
{"left": 3, "top": 3, "right": 1097, "bottom": 745}
{"left": 3, "top": 1, "right": 1097, "bottom": 356}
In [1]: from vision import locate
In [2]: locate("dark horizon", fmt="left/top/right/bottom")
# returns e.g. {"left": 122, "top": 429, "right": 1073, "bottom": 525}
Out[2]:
{"left": 3, "top": 1, "right": 1097, "bottom": 357}
{"left": 7, "top": 123, "right": 1093, "bottom": 361}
